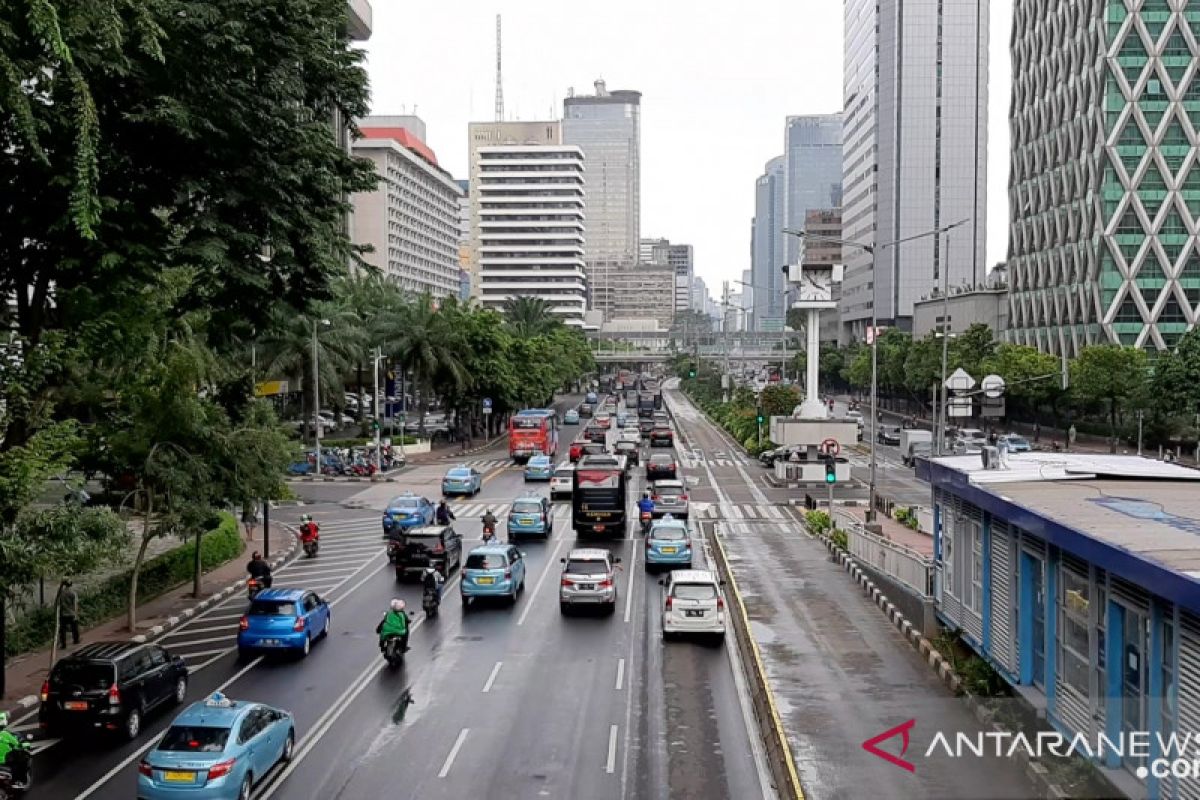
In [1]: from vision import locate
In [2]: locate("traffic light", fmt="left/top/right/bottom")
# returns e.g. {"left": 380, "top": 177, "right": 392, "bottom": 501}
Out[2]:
{"left": 687, "top": 365, "right": 697, "bottom": 379}
{"left": 756, "top": 408, "right": 765, "bottom": 425}
{"left": 824, "top": 457, "right": 837, "bottom": 484}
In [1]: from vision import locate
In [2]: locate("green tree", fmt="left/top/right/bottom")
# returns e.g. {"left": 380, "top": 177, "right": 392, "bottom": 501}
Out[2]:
{"left": 1150, "top": 327, "right": 1200, "bottom": 424}
{"left": 950, "top": 323, "right": 997, "bottom": 377}
{"left": 819, "top": 348, "right": 846, "bottom": 391}
{"left": 380, "top": 294, "right": 466, "bottom": 436}
{"left": 760, "top": 385, "right": 800, "bottom": 417}
{"left": 1071, "top": 345, "right": 1150, "bottom": 452}
{"left": 502, "top": 296, "right": 558, "bottom": 339}
{"left": 983, "top": 343, "right": 1062, "bottom": 424}
{"left": 903, "top": 335, "right": 942, "bottom": 400}
{"left": 877, "top": 329, "right": 912, "bottom": 396}
{"left": 844, "top": 346, "right": 871, "bottom": 389}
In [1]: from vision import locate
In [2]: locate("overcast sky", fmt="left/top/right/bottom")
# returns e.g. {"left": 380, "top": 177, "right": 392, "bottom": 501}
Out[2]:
{"left": 363, "top": 0, "right": 1013, "bottom": 296}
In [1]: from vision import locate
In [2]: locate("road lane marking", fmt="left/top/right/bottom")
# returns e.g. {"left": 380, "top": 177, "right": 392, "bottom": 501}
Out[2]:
{"left": 482, "top": 661, "right": 503, "bottom": 693}
{"left": 622, "top": 542, "right": 637, "bottom": 624}
{"left": 605, "top": 724, "right": 619, "bottom": 773}
{"left": 615, "top": 658, "right": 625, "bottom": 691}
{"left": 438, "top": 728, "right": 470, "bottom": 778}
{"left": 516, "top": 538, "right": 566, "bottom": 626}
{"left": 161, "top": 623, "right": 236, "bottom": 638}
{"left": 74, "top": 656, "right": 264, "bottom": 799}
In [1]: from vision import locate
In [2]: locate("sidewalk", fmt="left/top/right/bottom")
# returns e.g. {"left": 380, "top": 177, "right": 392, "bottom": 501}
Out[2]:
{"left": 836, "top": 506, "right": 934, "bottom": 557}
{"left": 2, "top": 522, "right": 298, "bottom": 719}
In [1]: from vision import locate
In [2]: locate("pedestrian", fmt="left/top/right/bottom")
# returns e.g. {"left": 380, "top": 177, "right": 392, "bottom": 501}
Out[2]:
{"left": 57, "top": 579, "right": 80, "bottom": 649}
{"left": 241, "top": 502, "right": 259, "bottom": 541}
{"left": 1068, "top": 424, "right": 1077, "bottom": 451}
{"left": 1033, "top": 421, "right": 1041, "bottom": 443}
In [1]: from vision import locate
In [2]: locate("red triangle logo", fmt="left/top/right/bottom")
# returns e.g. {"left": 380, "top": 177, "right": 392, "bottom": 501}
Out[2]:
{"left": 862, "top": 719, "right": 916, "bottom": 773}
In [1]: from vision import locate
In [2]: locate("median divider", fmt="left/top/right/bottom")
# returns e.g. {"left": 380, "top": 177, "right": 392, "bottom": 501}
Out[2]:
{"left": 707, "top": 522, "right": 806, "bottom": 800}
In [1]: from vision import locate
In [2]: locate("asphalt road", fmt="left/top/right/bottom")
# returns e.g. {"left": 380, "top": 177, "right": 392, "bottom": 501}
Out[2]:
{"left": 27, "top": 395, "right": 768, "bottom": 800}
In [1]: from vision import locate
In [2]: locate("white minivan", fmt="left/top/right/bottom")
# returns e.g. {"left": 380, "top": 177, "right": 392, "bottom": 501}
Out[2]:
{"left": 660, "top": 569, "right": 726, "bottom": 642}
{"left": 549, "top": 463, "right": 574, "bottom": 500}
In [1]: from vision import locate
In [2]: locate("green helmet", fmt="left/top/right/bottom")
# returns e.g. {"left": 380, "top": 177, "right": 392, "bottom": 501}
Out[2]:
{"left": 0, "top": 710, "right": 8, "bottom": 729}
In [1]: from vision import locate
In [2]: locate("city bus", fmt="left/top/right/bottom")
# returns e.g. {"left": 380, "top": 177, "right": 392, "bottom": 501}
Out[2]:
{"left": 509, "top": 409, "right": 559, "bottom": 463}
{"left": 572, "top": 454, "right": 628, "bottom": 537}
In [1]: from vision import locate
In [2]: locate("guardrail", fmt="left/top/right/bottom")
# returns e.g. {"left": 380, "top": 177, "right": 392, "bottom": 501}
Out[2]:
{"left": 707, "top": 524, "right": 806, "bottom": 800}
{"left": 835, "top": 512, "right": 934, "bottom": 598}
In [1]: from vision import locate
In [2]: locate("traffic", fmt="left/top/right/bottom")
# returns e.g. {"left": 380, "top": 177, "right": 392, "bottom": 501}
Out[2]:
{"left": 15, "top": 377, "right": 758, "bottom": 800}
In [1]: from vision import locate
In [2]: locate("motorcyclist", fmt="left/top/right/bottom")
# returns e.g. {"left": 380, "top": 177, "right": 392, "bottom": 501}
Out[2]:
{"left": 299, "top": 514, "right": 320, "bottom": 544}
{"left": 637, "top": 491, "right": 655, "bottom": 532}
{"left": 0, "top": 711, "right": 30, "bottom": 788}
{"left": 481, "top": 509, "right": 498, "bottom": 542}
{"left": 435, "top": 500, "right": 456, "bottom": 527}
{"left": 376, "top": 599, "right": 409, "bottom": 653}
{"left": 422, "top": 567, "right": 444, "bottom": 604}
{"left": 246, "top": 551, "right": 273, "bottom": 588}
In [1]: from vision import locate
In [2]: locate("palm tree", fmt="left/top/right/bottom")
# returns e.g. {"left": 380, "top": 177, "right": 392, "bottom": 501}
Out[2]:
{"left": 502, "top": 296, "right": 558, "bottom": 339}
{"left": 335, "top": 270, "right": 403, "bottom": 420}
{"left": 378, "top": 294, "right": 468, "bottom": 437}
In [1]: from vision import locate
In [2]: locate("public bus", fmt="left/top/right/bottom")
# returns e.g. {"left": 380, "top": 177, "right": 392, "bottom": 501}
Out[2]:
{"left": 572, "top": 454, "right": 628, "bottom": 537}
{"left": 509, "top": 409, "right": 559, "bottom": 463}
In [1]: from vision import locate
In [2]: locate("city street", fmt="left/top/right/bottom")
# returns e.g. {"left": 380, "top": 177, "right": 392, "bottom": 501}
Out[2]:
{"left": 25, "top": 406, "right": 768, "bottom": 800}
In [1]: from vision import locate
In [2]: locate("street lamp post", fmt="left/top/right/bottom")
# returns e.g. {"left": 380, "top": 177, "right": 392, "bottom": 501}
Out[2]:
{"left": 783, "top": 218, "right": 968, "bottom": 523}
{"left": 311, "top": 318, "right": 331, "bottom": 473}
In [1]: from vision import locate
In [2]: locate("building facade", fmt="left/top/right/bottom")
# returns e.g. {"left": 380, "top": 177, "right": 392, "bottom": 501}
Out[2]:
{"left": 602, "top": 263, "right": 676, "bottom": 328}
{"left": 912, "top": 287, "right": 1009, "bottom": 339}
{"left": 669, "top": 243, "right": 694, "bottom": 315}
{"left": 466, "top": 121, "right": 563, "bottom": 299}
{"left": 752, "top": 155, "right": 787, "bottom": 331}
{"left": 563, "top": 81, "right": 642, "bottom": 322}
{"left": 783, "top": 115, "right": 844, "bottom": 266}
{"left": 352, "top": 117, "right": 464, "bottom": 297}
{"left": 1007, "top": 0, "right": 1200, "bottom": 356}
{"left": 841, "top": 0, "right": 989, "bottom": 340}
{"left": 473, "top": 141, "right": 587, "bottom": 325}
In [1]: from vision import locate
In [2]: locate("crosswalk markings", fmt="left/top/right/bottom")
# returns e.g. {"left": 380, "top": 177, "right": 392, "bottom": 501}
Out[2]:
{"left": 692, "top": 503, "right": 791, "bottom": 521}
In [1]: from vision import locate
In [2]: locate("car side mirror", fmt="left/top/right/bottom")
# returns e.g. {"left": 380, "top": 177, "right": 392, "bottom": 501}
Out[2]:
{"left": 657, "top": 578, "right": 665, "bottom": 586}
{"left": 560, "top": 558, "right": 566, "bottom": 564}
{"left": 613, "top": 556, "right": 622, "bottom": 564}
{"left": 720, "top": 580, "right": 727, "bottom": 587}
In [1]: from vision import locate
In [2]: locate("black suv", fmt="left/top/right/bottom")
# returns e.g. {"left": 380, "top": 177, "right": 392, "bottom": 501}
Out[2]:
{"left": 394, "top": 524, "right": 463, "bottom": 580}
{"left": 39, "top": 642, "right": 187, "bottom": 741}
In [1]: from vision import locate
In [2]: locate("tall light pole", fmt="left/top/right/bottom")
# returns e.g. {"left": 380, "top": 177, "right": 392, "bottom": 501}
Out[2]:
{"left": 311, "top": 318, "right": 331, "bottom": 473}
{"left": 783, "top": 218, "right": 968, "bottom": 522}
{"left": 934, "top": 221, "right": 970, "bottom": 454}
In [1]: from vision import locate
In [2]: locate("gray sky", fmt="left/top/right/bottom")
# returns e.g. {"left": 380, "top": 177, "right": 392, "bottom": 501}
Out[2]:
{"left": 364, "top": 0, "right": 1012, "bottom": 296}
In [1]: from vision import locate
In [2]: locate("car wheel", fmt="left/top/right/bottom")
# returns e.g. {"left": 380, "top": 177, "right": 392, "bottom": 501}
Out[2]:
{"left": 237, "top": 648, "right": 254, "bottom": 663}
{"left": 321, "top": 614, "right": 331, "bottom": 639}
{"left": 301, "top": 635, "right": 311, "bottom": 658}
{"left": 238, "top": 773, "right": 252, "bottom": 800}
{"left": 559, "top": 602, "right": 570, "bottom": 616}
{"left": 173, "top": 675, "right": 188, "bottom": 705}
{"left": 605, "top": 602, "right": 616, "bottom": 616}
{"left": 462, "top": 596, "right": 472, "bottom": 613}
{"left": 124, "top": 706, "right": 143, "bottom": 741}
{"left": 662, "top": 629, "right": 672, "bottom": 642}
{"left": 281, "top": 729, "right": 295, "bottom": 763}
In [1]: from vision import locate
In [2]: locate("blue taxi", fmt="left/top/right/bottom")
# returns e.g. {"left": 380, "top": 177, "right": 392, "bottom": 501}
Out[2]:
{"left": 564, "top": 408, "right": 581, "bottom": 425}
{"left": 137, "top": 692, "right": 294, "bottom": 800}
{"left": 461, "top": 544, "right": 527, "bottom": 608}
{"left": 236, "top": 589, "right": 330, "bottom": 659}
{"left": 523, "top": 455, "right": 553, "bottom": 481}
{"left": 382, "top": 492, "right": 435, "bottom": 535}
{"left": 507, "top": 495, "right": 553, "bottom": 539}
{"left": 442, "top": 466, "right": 482, "bottom": 497}
{"left": 645, "top": 516, "right": 693, "bottom": 570}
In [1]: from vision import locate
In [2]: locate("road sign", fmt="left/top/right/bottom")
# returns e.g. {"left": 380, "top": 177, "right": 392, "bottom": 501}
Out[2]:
{"left": 981, "top": 374, "right": 1006, "bottom": 399}
{"left": 820, "top": 437, "right": 841, "bottom": 456}
{"left": 979, "top": 397, "right": 1006, "bottom": 418}
{"left": 253, "top": 380, "right": 288, "bottom": 397}
{"left": 482, "top": 397, "right": 493, "bottom": 409}
{"left": 482, "top": 407, "right": 493, "bottom": 416}
{"left": 866, "top": 326, "right": 886, "bottom": 345}
{"left": 947, "top": 397, "right": 973, "bottom": 418}
{"left": 945, "top": 367, "right": 976, "bottom": 392}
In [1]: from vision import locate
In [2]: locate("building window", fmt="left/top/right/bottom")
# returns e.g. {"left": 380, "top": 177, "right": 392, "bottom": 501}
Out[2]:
{"left": 1058, "top": 567, "right": 1091, "bottom": 697}
{"left": 971, "top": 527, "right": 983, "bottom": 613}
{"left": 942, "top": 507, "right": 955, "bottom": 597}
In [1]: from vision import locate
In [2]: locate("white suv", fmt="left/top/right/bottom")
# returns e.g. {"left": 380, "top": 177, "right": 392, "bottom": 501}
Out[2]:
{"left": 660, "top": 569, "right": 726, "bottom": 642}
{"left": 550, "top": 463, "right": 574, "bottom": 499}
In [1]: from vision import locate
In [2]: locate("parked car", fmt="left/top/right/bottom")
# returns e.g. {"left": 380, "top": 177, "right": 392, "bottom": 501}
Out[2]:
{"left": 1000, "top": 433, "right": 1032, "bottom": 453}
{"left": 442, "top": 465, "right": 483, "bottom": 496}
{"left": 393, "top": 525, "right": 463, "bottom": 580}
{"left": 564, "top": 409, "right": 581, "bottom": 425}
{"left": 646, "top": 453, "right": 678, "bottom": 480}
{"left": 137, "top": 693, "right": 294, "bottom": 800}
{"left": 39, "top": 642, "right": 188, "bottom": 740}
{"left": 523, "top": 455, "right": 553, "bottom": 481}
{"left": 318, "top": 409, "right": 354, "bottom": 428}
{"left": 382, "top": 493, "right": 435, "bottom": 535}
{"left": 877, "top": 426, "right": 901, "bottom": 446}
{"left": 660, "top": 569, "right": 726, "bottom": 642}
{"left": 559, "top": 548, "right": 621, "bottom": 615}
{"left": 645, "top": 517, "right": 693, "bottom": 570}
{"left": 461, "top": 544, "right": 527, "bottom": 609}
{"left": 237, "top": 589, "right": 331, "bottom": 660}
{"left": 651, "top": 479, "right": 689, "bottom": 518}
{"left": 550, "top": 463, "right": 574, "bottom": 499}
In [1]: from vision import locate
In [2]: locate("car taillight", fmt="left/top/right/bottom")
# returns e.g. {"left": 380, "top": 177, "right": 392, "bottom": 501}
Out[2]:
{"left": 207, "top": 758, "right": 237, "bottom": 780}
{"left": 138, "top": 761, "right": 153, "bottom": 777}
{"left": 293, "top": 617, "right": 306, "bottom": 632}
{"left": 239, "top": 616, "right": 249, "bottom": 631}
{"left": 665, "top": 596, "right": 673, "bottom": 611}
{"left": 717, "top": 596, "right": 725, "bottom": 610}
{"left": 40, "top": 679, "right": 50, "bottom": 702}
{"left": 561, "top": 577, "right": 573, "bottom": 586}
{"left": 599, "top": 578, "right": 613, "bottom": 588}
{"left": 505, "top": 569, "right": 512, "bottom": 580}
{"left": 645, "top": 539, "right": 652, "bottom": 549}
{"left": 651, "top": 494, "right": 659, "bottom": 501}
{"left": 433, "top": 543, "right": 445, "bottom": 554}
{"left": 108, "top": 683, "right": 121, "bottom": 706}
{"left": 680, "top": 495, "right": 688, "bottom": 501}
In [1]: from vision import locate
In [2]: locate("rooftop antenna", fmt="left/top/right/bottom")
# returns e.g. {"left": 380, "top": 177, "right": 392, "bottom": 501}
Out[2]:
{"left": 494, "top": 14, "right": 504, "bottom": 122}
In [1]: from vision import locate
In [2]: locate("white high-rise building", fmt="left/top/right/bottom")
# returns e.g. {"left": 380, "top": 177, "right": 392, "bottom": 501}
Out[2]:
{"left": 474, "top": 143, "right": 587, "bottom": 325}
{"left": 840, "top": 0, "right": 988, "bottom": 339}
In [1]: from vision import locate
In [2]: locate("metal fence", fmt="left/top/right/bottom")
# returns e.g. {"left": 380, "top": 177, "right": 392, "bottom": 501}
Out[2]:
{"left": 838, "top": 514, "right": 934, "bottom": 598}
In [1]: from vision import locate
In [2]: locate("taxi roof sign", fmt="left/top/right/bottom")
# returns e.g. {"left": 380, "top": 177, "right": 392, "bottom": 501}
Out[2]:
{"left": 205, "top": 692, "right": 235, "bottom": 708}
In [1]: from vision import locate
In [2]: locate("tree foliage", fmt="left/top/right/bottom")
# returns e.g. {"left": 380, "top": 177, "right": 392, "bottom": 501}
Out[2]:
{"left": 1071, "top": 345, "right": 1150, "bottom": 451}
{"left": 759, "top": 385, "right": 800, "bottom": 417}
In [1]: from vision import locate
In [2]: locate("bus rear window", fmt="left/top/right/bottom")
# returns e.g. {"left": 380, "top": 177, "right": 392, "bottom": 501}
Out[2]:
{"left": 575, "top": 470, "right": 619, "bottom": 488}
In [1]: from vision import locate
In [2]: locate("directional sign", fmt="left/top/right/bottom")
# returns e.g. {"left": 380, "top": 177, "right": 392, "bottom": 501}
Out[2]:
{"left": 482, "top": 397, "right": 493, "bottom": 409}
{"left": 948, "top": 397, "right": 974, "bottom": 418}
{"left": 945, "top": 367, "right": 977, "bottom": 392}
{"left": 820, "top": 437, "right": 841, "bottom": 456}
{"left": 981, "top": 374, "right": 1006, "bottom": 399}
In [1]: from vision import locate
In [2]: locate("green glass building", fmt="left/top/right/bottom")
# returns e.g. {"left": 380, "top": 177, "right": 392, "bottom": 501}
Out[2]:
{"left": 1008, "top": 0, "right": 1200, "bottom": 355}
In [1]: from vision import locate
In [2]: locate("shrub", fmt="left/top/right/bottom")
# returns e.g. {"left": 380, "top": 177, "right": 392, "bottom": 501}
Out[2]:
{"left": 322, "top": 435, "right": 419, "bottom": 448}
{"left": 894, "top": 506, "right": 920, "bottom": 530}
{"left": 830, "top": 528, "right": 848, "bottom": 550}
{"left": 804, "top": 510, "right": 831, "bottom": 535}
{"left": 4, "top": 513, "right": 243, "bottom": 658}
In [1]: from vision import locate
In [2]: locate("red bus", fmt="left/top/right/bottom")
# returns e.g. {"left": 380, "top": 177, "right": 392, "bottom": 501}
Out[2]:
{"left": 509, "top": 409, "right": 559, "bottom": 463}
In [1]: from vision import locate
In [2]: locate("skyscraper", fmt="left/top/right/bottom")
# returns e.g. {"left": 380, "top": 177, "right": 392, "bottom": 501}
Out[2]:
{"left": 1008, "top": 0, "right": 1200, "bottom": 355}
{"left": 840, "top": 0, "right": 988, "bottom": 339}
{"left": 751, "top": 156, "right": 787, "bottom": 331}
{"left": 783, "top": 115, "right": 844, "bottom": 265}
{"left": 640, "top": 238, "right": 693, "bottom": 319}
{"left": 563, "top": 80, "right": 642, "bottom": 322}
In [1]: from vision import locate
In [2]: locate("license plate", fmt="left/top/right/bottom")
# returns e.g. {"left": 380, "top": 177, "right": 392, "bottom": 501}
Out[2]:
{"left": 520, "top": 517, "right": 535, "bottom": 524}
{"left": 261, "top": 639, "right": 281, "bottom": 647}
{"left": 686, "top": 609, "right": 705, "bottom": 618}
{"left": 661, "top": 547, "right": 677, "bottom": 554}
{"left": 579, "top": 583, "right": 595, "bottom": 591}
{"left": 164, "top": 771, "right": 195, "bottom": 783}
{"left": 477, "top": 576, "right": 495, "bottom": 585}
{"left": 64, "top": 701, "right": 88, "bottom": 711}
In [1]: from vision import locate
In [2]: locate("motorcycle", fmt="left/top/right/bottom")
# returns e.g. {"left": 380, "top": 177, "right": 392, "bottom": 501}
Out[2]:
{"left": 422, "top": 587, "right": 441, "bottom": 618}
{"left": 382, "top": 635, "right": 406, "bottom": 668}
{"left": 247, "top": 576, "right": 267, "bottom": 600}
{"left": 639, "top": 510, "right": 653, "bottom": 535}
{"left": 302, "top": 538, "right": 319, "bottom": 558}
{"left": 0, "top": 736, "right": 33, "bottom": 798}
{"left": 386, "top": 540, "right": 404, "bottom": 564}
{"left": 481, "top": 517, "right": 497, "bottom": 544}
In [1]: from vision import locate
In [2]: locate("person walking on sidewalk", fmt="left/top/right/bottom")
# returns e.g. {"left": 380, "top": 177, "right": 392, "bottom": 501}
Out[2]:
{"left": 57, "top": 579, "right": 80, "bottom": 648}
{"left": 241, "top": 502, "right": 260, "bottom": 541}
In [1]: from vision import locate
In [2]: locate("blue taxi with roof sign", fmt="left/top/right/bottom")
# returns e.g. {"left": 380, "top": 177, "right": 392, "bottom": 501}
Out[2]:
{"left": 645, "top": 515, "right": 693, "bottom": 570}
{"left": 137, "top": 692, "right": 294, "bottom": 800}
{"left": 461, "top": 544, "right": 527, "bottom": 607}
{"left": 523, "top": 455, "right": 553, "bottom": 481}
{"left": 441, "top": 466, "right": 482, "bottom": 497}
{"left": 382, "top": 493, "right": 435, "bottom": 535}
{"left": 507, "top": 495, "right": 552, "bottom": 539}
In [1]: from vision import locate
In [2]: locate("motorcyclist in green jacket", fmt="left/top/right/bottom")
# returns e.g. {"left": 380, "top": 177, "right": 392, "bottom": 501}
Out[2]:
{"left": 0, "top": 711, "right": 30, "bottom": 787}
{"left": 375, "top": 598, "right": 409, "bottom": 653}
